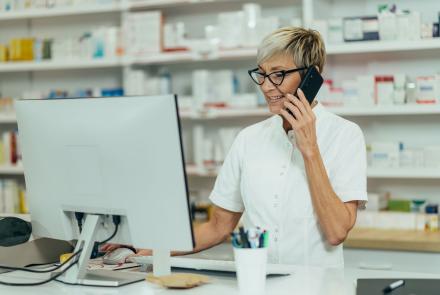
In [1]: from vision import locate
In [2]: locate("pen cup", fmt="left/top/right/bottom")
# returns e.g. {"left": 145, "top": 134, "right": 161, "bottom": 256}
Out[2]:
{"left": 233, "top": 247, "right": 268, "bottom": 295}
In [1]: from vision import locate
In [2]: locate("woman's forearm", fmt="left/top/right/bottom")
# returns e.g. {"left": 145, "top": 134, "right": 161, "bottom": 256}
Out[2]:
{"left": 172, "top": 207, "right": 242, "bottom": 256}
{"left": 302, "top": 146, "right": 356, "bottom": 246}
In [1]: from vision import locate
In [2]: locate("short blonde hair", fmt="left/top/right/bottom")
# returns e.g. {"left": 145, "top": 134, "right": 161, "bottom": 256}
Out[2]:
{"left": 257, "top": 27, "right": 326, "bottom": 73}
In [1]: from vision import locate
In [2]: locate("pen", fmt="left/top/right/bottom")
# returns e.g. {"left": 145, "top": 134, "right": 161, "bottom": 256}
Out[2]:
{"left": 258, "top": 232, "right": 264, "bottom": 248}
{"left": 382, "top": 279, "right": 405, "bottom": 294}
{"left": 230, "top": 232, "right": 242, "bottom": 248}
{"left": 263, "top": 231, "right": 269, "bottom": 248}
{"left": 239, "top": 227, "right": 250, "bottom": 248}
{"left": 247, "top": 228, "right": 259, "bottom": 248}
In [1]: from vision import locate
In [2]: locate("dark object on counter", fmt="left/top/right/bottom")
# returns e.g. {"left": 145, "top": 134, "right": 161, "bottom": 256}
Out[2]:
{"left": 357, "top": 278, "right": 440, "bottom": 295}
{"left": 0, "top": 217, "right": 32, "bottom": 247}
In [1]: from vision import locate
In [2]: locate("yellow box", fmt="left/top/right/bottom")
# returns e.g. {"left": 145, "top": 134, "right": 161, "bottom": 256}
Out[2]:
{"left": 9, "top": 38, "right": 34, "bottom": 61}
{"left": 0, "top": 45, "right": 8, "bottom": 62}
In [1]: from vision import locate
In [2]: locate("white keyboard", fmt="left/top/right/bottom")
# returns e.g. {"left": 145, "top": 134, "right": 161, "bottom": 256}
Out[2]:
{"left": 130, "top": 256, "right": 295, "bottom": 275}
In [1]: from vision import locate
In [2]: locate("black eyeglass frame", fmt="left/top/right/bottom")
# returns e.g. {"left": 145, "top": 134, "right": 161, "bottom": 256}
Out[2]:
{"left": 248, "top": 66, "right": 308, "bottom": 86}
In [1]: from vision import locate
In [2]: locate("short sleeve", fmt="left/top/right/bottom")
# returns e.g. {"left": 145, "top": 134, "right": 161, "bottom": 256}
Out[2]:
{"left": 330, "top": 124, "right": 368, "bottom": 209}
{"left": 209, "top": 132, "right": 245, "bottom": 213}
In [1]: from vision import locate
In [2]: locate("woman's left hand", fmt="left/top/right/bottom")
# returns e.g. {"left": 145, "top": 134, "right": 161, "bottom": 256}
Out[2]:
{"left": 279, "top": 88, "right": 319, "bottom": 158}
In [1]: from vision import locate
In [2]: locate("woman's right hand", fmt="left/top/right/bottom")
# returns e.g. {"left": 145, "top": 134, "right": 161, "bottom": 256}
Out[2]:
{"left": 128, "top": 249, "right": 153, "bottom": 258}
{"left": 99, "top": 243, "right": 130, "bottom": 252}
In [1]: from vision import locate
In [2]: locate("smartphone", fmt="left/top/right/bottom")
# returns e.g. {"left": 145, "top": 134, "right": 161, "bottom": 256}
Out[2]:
{"left": 286, "top": 66, "right": 323, "bottom": 115}
{"left": 297, "top": 66, "right": 323, "bottom": 104}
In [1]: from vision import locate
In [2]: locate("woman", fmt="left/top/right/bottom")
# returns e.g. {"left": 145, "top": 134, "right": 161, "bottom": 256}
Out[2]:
{"left": 106, "top": 27, "right": 368, "bottom": 267}
{"left": 193, "top": 26, "right": 368, "bottom": 267}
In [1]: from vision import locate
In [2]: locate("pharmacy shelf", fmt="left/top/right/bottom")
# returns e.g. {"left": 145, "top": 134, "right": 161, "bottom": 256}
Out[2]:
{"left": 185, "top": 165, "right": 219, "bottom": 177}
{"left": 0, "top": 3, "right": 122, "bottom": 21}
{"left": 3, "top": 104, "right": 438, "bottom": 124}
{"left": 131, "top": 40, "right": 440, "bottom": 66}
{"left": 186, "top": 165, "right": 440, "bottom": 179}
{"left": 1, "top": 40, "right": 439, "bottom": 72}
{"left": 130, "top": 48, "right": 257, "bottom": 65}
{"left": 328, "top": 104, "right": 440, "bottom": 116}
{"left": 180, "top": 107, "right": 270, "bottom": 119}
{"left": 0, "top": 58, "right": 124, "bottom": 73}
{"left": 0, "top": 165, "right": 24, "bottom": 175}
{"left": 128, "top": 0, "right": 240, "bottom": 10}
{"left": 367, "top": 168, "right": 440, "bottom": 179}
{"left": 0, "top": 113, "right": 17, "bottom": 123}
{"left": 327, "top": 39, "right": 440, "bottom": 55}
{"left": 179, "top": 104, "right": 440, "bottom": 120}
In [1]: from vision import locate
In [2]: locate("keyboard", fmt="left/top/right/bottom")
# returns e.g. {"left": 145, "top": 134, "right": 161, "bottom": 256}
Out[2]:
{"left": 130, "top": 256, "right": 295, "bottom": 275}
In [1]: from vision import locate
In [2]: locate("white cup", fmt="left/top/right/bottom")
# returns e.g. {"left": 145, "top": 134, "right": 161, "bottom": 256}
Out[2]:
{"left": 233, "top": 247, "right": 268, "bottom": 295}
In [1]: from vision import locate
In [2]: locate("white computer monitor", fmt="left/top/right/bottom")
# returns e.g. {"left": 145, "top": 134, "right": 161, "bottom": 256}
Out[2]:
{"left": 15, "top": 95, "right": 194, "bottom": 286}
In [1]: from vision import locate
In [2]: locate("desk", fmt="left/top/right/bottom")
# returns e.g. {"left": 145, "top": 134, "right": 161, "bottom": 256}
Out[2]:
{"left": 0, "top": 266, "right": 438, "bottom": 295}
{"left": 345, "top": 228, "right": 440, "bottom": 253}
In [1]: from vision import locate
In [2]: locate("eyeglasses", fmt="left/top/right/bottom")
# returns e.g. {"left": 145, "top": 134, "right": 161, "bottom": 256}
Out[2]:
{"left": 248, "top": 67, "right": 307, "bottom": 86}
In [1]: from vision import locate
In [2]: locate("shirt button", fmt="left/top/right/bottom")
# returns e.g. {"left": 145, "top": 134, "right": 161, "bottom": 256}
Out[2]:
{"left": 273, "top": 203, "right": 278, "bottom": 208}
{"left": 275, "top": 228, "right": 279, "bottom": 233}
{"left": 280, "top": 172, "right": 284, "bottom": 176}
{"left": 274, "top": 237, "right": 278, "bottom": 242}
{"left": 274, "top": 194, "right": 279, "bottom": 199}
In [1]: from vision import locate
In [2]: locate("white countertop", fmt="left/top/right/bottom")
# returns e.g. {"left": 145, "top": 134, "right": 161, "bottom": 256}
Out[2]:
{"left": 0, "top": 266, "right": 439, "bottom": 295}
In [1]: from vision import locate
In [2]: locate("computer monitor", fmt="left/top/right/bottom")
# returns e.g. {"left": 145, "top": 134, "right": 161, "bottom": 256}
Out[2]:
{"left": 15, "top": 95, "right": 195, "bottom": 286}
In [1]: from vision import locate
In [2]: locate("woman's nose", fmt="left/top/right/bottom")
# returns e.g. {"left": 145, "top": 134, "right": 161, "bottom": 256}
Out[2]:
{"left": 260, "top": 79, "right": 276, "bottom": 92}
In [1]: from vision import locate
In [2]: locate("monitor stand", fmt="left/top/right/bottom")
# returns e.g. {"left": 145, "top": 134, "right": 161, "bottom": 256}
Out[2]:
{"left": 55, "top": 214, "right": 169, "bottom": 287}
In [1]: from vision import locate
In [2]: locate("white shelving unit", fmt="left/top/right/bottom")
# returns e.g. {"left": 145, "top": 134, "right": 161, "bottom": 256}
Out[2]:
{"left": 2, "top": 104, "right": 437, "bottom": 124}
{"left": 0, "top": 113, "right": 17, "bottom": 123}
{"left": 130, "top": 48, "right": 258, "bottom": 66}
{"left": 0, "top": 3, "right": 122, "bottom": 21}
{"left": 179, "top": 107, "right": 269, "bottom": 119}
{"left": 1, "top": 40, "right": 439, "bottom": 73}
{"left": 0, "top": 58, "right": 125, "bottom": 73}
{"left": 329, "top": 104, "right": 440, "bottom": 116}
{"left": 185, "top": 165, "right": 440, "bottom": 180}
{"left": 181, "top": 104, "right": 440, "bottom": 119}
{"left": 0, "top": 165, "right": 24, "bottom": 175}
{"left": 367, "top": 168, "right": 440, "bottom": 179}
{"left": 127, "top": 0, "right": 241, "bottom": 10}
{"left": 326, "top": 39, "right": 440, "bottom": 55}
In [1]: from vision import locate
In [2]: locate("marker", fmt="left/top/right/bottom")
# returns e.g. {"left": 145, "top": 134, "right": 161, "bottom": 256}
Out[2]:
{"left": 239, "top": 227, "right": 250, "bottom": 248}
{"left": 263, "top": 231, "right": 269, "bottom": 248}
{"left": 247, "top": 228, "right": 260, "bottom": 248}
{"left": 382, "top": 279, "right": 405, "bottom": 293}
{"left": 230, "top": 232, "right": 242, "bottom": 248}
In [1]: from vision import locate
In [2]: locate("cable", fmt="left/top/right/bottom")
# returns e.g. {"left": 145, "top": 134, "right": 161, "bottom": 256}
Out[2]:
{"left": 74, "top": 212, "right": 84, "bottom": 233}
{"left": 0, "top": 214, "right": 121, "bottom": 286}
{"left": 0, "top": 248, "right": 82, "bottom": 274}
{"left": 97, "top": 215, "right": 121, "bottom": 246}
{"left": 0, "top": 255, "right": 80, "bottom": 287}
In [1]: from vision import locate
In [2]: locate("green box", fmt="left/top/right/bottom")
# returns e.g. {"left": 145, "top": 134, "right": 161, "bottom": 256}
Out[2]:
{"left": 387, "top": 199, "right": 411, "bottom": 212}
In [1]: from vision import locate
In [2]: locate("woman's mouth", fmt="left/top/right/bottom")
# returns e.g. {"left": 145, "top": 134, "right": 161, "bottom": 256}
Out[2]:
{"left": 268, "top": 95, "right": 284, "bottom": 103}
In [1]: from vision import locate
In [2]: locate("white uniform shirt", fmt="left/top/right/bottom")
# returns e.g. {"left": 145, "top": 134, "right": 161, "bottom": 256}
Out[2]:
{"left": 209, "top": 102, "right": 368, "bottom": 267}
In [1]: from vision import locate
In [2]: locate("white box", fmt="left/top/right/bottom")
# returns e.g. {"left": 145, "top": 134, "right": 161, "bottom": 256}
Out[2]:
{"left": 124, "top": 11, "right": 163, "bottom": 56}
{"left": 328, "top": 18, "right": 344, "bottom": 44}
{"left": 192, "top": 70, "right": 212, "bottom": 109}
{"left": 370, "top": 142, "right": 400, "bottom": 168}
{"left": 357, "top": 75, "right": 375, "bottom": 106}
{"left": 416, "top": 76, "right": 437, "bottom": 103}
{"left": 374, "top": 76, "right": 394, "bottom": 105}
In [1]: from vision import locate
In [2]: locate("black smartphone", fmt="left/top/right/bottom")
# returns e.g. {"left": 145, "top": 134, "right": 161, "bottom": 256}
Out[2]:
{"left": 286, "top": 66, "right": 323, "bottom": 116}
{"left": 297, "top": 66, "right": 323, "bottom": 104}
